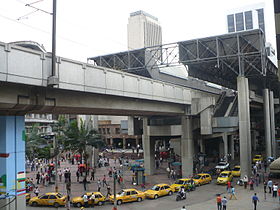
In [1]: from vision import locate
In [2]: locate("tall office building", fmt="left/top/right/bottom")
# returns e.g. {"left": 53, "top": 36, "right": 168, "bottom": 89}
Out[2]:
{"left": 127, "top": 10, "right": 162, "bottom": 50}
{"left": 227, "top": 3, "right": 265, "bottom": 33}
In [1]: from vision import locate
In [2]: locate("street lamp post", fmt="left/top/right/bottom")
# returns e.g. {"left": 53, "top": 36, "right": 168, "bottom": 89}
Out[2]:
{"left": 112, "top": 173, "right": 117, "bottom": 210}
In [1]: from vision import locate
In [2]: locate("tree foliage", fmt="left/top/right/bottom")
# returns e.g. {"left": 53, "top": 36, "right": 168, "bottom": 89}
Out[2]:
{"left": 63, "top": 118, "right": 104, "bottom": 163}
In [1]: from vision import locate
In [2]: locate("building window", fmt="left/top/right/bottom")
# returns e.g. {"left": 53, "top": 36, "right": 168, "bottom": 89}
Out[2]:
{"left": 115, "top": 128, "right": 120, "bottom": 134}
{"left": 107, "top": 128, "right": 111, "bottom": 134}
{"left": 227, "top": 14, "right": 235, "bottom": 33}
{"left": 244, "top": 11, "right": 253, "bottom": 30}
{"left": 235, "top": 12, "right": 244, "bottom": 31}
{"left": 257, "top": 9, "right": 265, "bottom": 33}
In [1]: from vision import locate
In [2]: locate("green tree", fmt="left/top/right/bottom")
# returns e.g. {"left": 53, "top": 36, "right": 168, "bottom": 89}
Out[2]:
{"left": 63, "top": 119, "right": 104, "bottom": 165}
{"left": 26, "top": 124, "right": 50, "bottom": 160}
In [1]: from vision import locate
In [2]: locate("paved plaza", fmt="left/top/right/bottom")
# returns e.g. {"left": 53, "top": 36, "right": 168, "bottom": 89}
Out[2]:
{"left": 26, "top": 153, "right": 280, "bottom": 210}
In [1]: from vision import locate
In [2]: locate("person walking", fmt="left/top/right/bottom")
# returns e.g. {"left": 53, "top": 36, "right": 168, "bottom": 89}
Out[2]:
{"left": 268, "top": 179, "right": 273, "bottom": 193}
{"left": 221, "top": 196, "right": 227, "bottom": 210}
{"left": 229, "top": 186, "right": 237, "bottom": 200}
{"left": 97, "top": 179, "right": 101, "bottom": 192}
{"left": 216, "top": 194, "right": 222, "bottom": 210}
{"left": 83, "top": 176, "right": 87, "bottom": 191}
{"left": 278, "top": 187, "right": 280, "bottom": 202}
{"left": 90, "top": 168, "right": 95, "bottom": 181}
{"left": 181, "top": 206, "right": 186, "bottom": 210}
{"left": 243, "top": 175, "right": 248, "bottom": 189}
{"left": 272, "top": 183, "right": 278, "bottom": 198}
{"left": 252, "top": 193, "right": 259, "bottom": 210}
{"left": 34, "top": 186, "right": 39, "bottom": 196}
{"left": 83, "top": 194, "right": 88, "bottom": 208}
{"left": 102, "top": 175, "right": 107, "bottom": 187}
{"left": 227, "top": 181, "right": 231, "bottom": 193}
{"left": 58, "top": 170, "right": 62, "bottom": 182}
{"left": 106, "top": 185, "right": 111, "bottom": 198}
{"left": 76, "top": 170, "right": 80, "bottom": 183}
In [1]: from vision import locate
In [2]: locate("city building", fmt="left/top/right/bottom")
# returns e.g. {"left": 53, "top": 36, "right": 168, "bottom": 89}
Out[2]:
{"left": 127, "top": 10, "right": 162, "bottom": 50}
{"left": 226, "top": 2, "right": 266, "bottom": 33}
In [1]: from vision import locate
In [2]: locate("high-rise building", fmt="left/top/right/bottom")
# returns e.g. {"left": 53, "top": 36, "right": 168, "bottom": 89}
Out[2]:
{"left": 227, "top": 3, "right": 265, "bottom": 33}
{"left": 127, "top": 10, "right": 162, "bottom": 50}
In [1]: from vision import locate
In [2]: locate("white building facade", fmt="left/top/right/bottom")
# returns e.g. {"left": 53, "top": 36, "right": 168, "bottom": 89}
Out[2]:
{"left": 127, "top": 10, "right": 162, "bottom": 50}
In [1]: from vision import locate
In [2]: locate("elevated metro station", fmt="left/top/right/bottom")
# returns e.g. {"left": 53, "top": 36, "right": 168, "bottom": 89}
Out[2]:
{"left": 0, "top": 29, "right": 279, "bottom": 210}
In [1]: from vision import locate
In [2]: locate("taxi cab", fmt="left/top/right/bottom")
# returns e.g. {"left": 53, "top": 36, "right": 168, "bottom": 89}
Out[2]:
{"left": 109, "top": 189, "right": 145, "bottom": 205}
{"left": 145, "top": 184, "right": 175, "bottom": 199}
{"left": 192, "top": 173, "right": 212, "bottom": 186}
{"left": 231, "top": 165, "right": 241, "bottom": 177}
{"left": 253, "top": 155, "right": 263, "bottom": 163}
{"left": 28, "top": 192, "right": 66, "bottom": 207}
{"left": 71, "top": 192, "right": 106, "bottom": 207}
{"left": 171, "top": 178, "right": 195, "bottom": 192}
{"left": 217, "top": 171, "right": 233, "bottom": 185}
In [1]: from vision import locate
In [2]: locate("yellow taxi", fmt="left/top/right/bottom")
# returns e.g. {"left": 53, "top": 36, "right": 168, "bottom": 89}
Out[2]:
{"left": 192, "top": 173, "right": 212, "bottom": 186}
{"left": 28, "top": 192, "right": 66, "bottom": 207}
{"left": 231, "top": 165, "right": 241, "bottom": 177}
{"left": 252, "top": 155, "right": 263, "bottom": 163}
{"left": 171, "top": 178, "right": 195, "bottom": 192}
{"left": 71, "top": 192, "right": 106, "bottom": 207}
{"left": 145, "top": 184, "right": 175, "bottom": 199}
{"left": 109, "top": 189, "right": 145, "bottom": 205}
{"left": 26, "top": 193, "right": 31, "bottom": 203}
{"left": 217, "top": 171, "right": 233, "bottom": 185}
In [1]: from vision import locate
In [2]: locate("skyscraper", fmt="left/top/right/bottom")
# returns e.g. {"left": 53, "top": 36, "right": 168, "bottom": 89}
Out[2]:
{"left": 127, "top": 10, "right": 162, "bottom": 50}
{"left": 227, "top": 3, "right": 265, "bottom": 34}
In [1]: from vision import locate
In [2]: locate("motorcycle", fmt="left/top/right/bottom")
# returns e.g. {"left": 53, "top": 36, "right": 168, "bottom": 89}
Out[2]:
{"left": 176, "top": 191, "right": 186, "bottom": 201}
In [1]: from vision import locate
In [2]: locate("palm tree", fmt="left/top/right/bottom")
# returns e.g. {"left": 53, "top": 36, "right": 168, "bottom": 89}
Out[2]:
{"left": 63, "top": 119, "right": 104, "bottom": 166}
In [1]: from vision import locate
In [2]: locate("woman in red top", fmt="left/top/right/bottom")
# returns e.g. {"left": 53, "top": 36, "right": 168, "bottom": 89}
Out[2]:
{"left": 278, "top": 188, "right": 280, "bottom": 202}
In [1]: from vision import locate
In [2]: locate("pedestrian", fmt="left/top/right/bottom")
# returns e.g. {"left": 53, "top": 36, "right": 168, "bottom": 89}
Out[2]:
{"left": 227, "top": 181, "right": 231, "bottom": 193}
{"left": 83, "top": 176, "right": 87, "bottom": 191}
{"left": 66, "top": 181, "right": 71, "bottom": 194}
{"left": 76, "top": 170, "right": 80, "bottom": 182}
{"left": 216, "top": 194, "right": 222, "bottom": 210}
{"left": 268, "top": 179, "right": 273, "bottom": 193}
{"left": 106, "top": 185, "right": 111, "bottom": 197}
{"left": 272, "top": 183, "right": 278, "bottom": 198}
{"left": 252, "top": 193, "right": 259, "bottom": 210}
{"left": 58, "top": 170, "right": 62, "bottom": 182}
{"left": 102, "top": 175, "right": 107, "bottom": 187}
{"left": 278, "top": 187, "right": 280, "bottom": 202}
{"left": 90, "top": 168, "right": 95, "bottom": 181}
{"left": 89, "top": 193, "right": 95, "bottom": 208}
{"left": 263, "top": 180, "right": 267, "bottom": 194}
{"left": 264, "top": 161, "right": 267, "bottom": 173}
{"left": 97, "top": 179, "right": 101, "bottom": 192}
{"left": 181, "top": 206, "right": 186, "bottom": 210}
{"left": 243, "top": 175, "right": 248, "bottom": 189}
{"left": 36, "top": 172, "right": 40, "bottom": 184}
{"left": 83, "top": 194, "right": 88, "bottom": 207}
{"left": 249, "top": 178, "right": 254, "bottom": 190}
{"left": 221, "top": 196, "right": 227, "bottom": 210}
{"left": 229, "top": 186, "right": 237, "bottom": 200}
{"left": 34, "top": 186, "right": 39, "bottom": 196}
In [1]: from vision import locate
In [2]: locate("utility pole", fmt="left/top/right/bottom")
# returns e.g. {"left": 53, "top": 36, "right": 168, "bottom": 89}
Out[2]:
{"left": 52, "top": 0, "right": 57, "bottom": 77}
{"left": 54, "top": 136, "right": 58, "bottom": 192}
{"left": 112, "top": 173, "right": 117, "bottom": 210}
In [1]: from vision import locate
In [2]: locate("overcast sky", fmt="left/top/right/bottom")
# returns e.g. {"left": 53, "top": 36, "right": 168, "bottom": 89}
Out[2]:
{"left": 0, "top": 0, "right": 276, "bottom": 62}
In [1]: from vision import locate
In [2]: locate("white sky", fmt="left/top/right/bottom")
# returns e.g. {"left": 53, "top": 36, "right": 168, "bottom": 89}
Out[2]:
{"left": 0, "top": 0, "right": 276, "bottom": 62}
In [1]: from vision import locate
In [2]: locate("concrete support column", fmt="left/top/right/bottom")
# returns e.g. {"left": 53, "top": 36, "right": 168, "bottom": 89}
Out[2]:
{"left": 0, "top": 116, "right": 26, "bottom": 210}
{"left": 270, "top": 91, "right": 276, "bottom": 157}
{"left": 181, "top": 116, "right": 194, "bottom": 177}
{"left": 110, "top": 138, "right": 113, "bottom": 147}
{"left": 199, "top": 138, "right": 205, "bottom": 153}
{"left": 122, "top": 138, "right": 126, "bottom": 149}
{"left": 229, "top": 135, "right": 235, "bottom": 160}
{"left": 222, "top": 133, "right": 228, "bottom": 161}
{"left": 237, "top": 76, "right": 252, "bottom": 178}
{"left": 251, "top": 130, "right": 257, "bottom": 151}
{"left": 264, "top": 89, "right": 272, "bottom": 157}
{"left": 142, "top": 118, "right": 155, "bottom": 175}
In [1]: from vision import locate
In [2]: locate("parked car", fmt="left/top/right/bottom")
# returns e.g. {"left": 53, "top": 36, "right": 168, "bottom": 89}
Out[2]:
{"left": 28, "top": 192, "right": 66, "bottom": 207}
{"left": 217, "top": 171, "right": 233, "bottom": 185}
{"left": 192, "top": 173, "right": 212, "bottom": 186}
{"left": 170, "top": 178, "right": 196, "bottom": 192}
{"left": 71, "top": 192, "right": 106, "bottom": 207}
{"left": 231, "top": 165, "right": 241, "bottom": 177}
{"left": 252, "top": 155, "right": 263, "bottom": 163}
{"left": 109, "top": 189, "right": 145, "bottom": 205}
{"left": 145, "top": 184, "right": 175, "bottom": 199}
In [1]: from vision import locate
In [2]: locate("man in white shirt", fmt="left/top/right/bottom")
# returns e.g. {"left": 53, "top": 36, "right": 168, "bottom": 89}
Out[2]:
{"left": 272, "top": 184, "right": 278, "bottom": 198}
{"left": 83, "top": 194, "right": 88, "bottom": 207}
